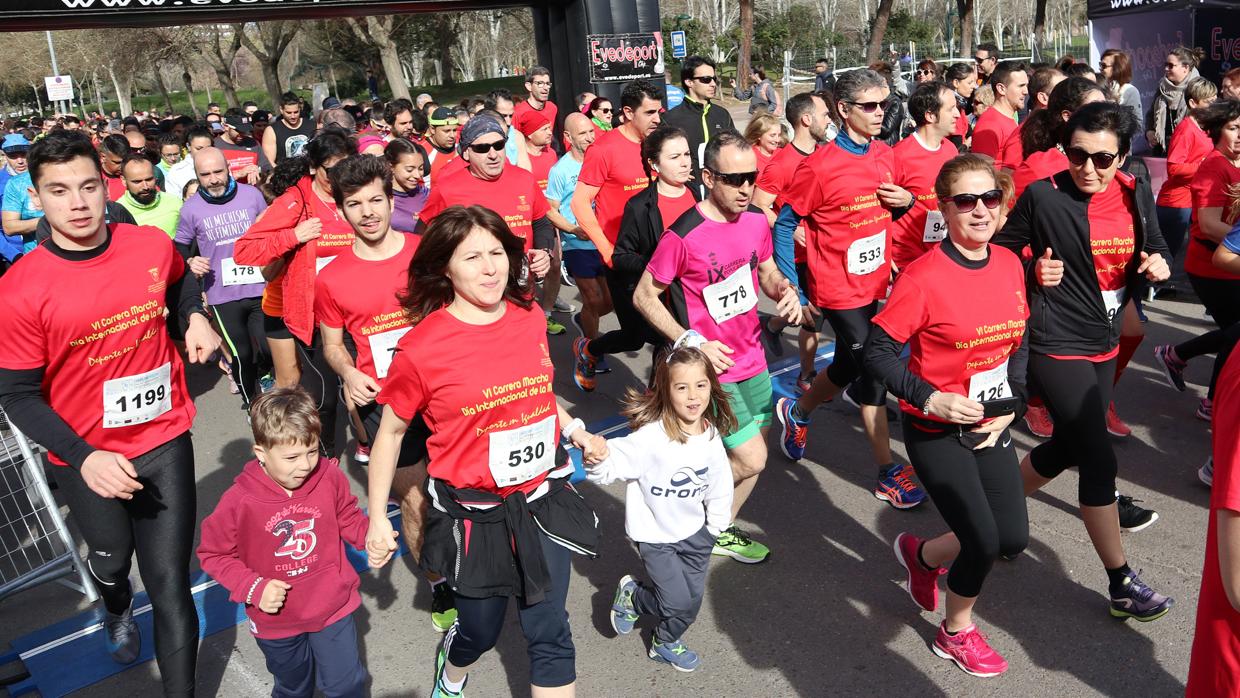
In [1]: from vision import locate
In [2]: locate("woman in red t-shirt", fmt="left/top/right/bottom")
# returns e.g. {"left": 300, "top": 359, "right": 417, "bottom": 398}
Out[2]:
{"left": 868, "top": 154, "right": 1027, "bottom": 678}
{"left": 1154, "top": 78, "right": 1218, "bottom": 259}
{"left": 745, "top": 112, "right": 785, "bottom": 176}
{"left": 366, "top": 205, "right": 605, "bottom": 696}
{"left": 1153, "top": 100, "right": 1240, "bottom": 420}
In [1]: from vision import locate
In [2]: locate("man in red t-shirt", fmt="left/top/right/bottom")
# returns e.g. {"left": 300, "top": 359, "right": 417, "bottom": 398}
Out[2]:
{"left": 753, "top": 91, "right": 831, "bottom": 387}
{"left": 570, "top": 79, "right": 664, "bottom": 265}
{"left": 0, "top": 132, "right": 220, "bottom": 694}
{"left": 996, "top": 67, "right": 1064, "bottom": 170}
{"left": 771, "top": 69, "right": 928, "bottom": 510}
{"left": 971, "top": 61, "right": 1028, "bottom": 159}
{"left": 98, "top": 133, "right": 131, "bottom": 201}
{"left": 890, "top": 82, "right": 960, "bottom": 270}
{"left": 1187, "top": 348, "right": 1240, "bottom": 697}
{"left": 315, "top": 154, "right": 458, "bottom": 633}
{"left": 513, "top": 66, "right": 560, "bottom": 140}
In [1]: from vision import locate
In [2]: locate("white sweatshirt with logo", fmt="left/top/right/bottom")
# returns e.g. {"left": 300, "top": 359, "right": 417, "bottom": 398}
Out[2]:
{"left": 588, "top": 421, "right": 733, "bottom": 544}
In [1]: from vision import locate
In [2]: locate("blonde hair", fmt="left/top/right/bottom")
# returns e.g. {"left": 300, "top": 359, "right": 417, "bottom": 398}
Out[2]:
{"left": 974, "top": 84, "right": 996, "bottom": 109}
{"left": 744, "top": 112, "right": 786, "bottom": 149}
{"left": 250, "top": 387, "right": 322, "bottom": 448}
{"left": 621, "top": 347, "right": 738, "bottom": 444}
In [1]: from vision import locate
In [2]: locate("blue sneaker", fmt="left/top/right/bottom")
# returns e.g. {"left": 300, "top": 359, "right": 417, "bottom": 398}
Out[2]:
{"left": 649, "top": 639, "right": 701, "bottom": 672}
{"left": 776, "top": 397, "right": 809, "bottom": 461}
{"left": 259, "top": 373, "right": 275, "bottom": 393}
{"left": 431, "top": 643, "right": 466, "bottom": 697}
{"left": 611, "top": 575, "right": 639, "bottom": 635}
{"left": 1109, "top": 569, "right": 1174, "bottom": 622}
{"left": 874, "top": 464, "right": 927, "bottom": 509}
{"left": 594, "top": 355, "right": 612, "bottom": 374}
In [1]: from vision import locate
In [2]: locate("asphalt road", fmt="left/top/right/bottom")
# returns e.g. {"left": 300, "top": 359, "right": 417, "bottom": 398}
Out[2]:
{"left": 0, "top": 274, "right": 1218, "bottom": 697}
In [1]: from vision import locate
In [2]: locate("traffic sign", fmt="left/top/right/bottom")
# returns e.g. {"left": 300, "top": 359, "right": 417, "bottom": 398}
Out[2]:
{"left": 670, "top": 30, "right": 686, "bottom": 59}
{"left": 44, "top": 75, "right": 73, "bottom": 102}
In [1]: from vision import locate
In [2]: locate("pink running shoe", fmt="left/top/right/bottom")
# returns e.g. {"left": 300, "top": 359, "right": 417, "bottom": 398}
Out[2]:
{"left": 932, "top": 622, "right": 1009, "bottom": 678}
{"left": 893, "top": 533, "right": 944, "bottom": 612}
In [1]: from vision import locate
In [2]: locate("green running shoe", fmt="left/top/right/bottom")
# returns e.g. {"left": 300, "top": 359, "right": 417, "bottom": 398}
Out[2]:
{"left": 712, "top": 525, "right": 769, "bottom": 563}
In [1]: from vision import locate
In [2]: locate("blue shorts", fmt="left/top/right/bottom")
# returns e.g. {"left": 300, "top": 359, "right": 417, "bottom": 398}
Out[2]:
{"left": 563, "top": 249, "right": 606, "bottom": 279}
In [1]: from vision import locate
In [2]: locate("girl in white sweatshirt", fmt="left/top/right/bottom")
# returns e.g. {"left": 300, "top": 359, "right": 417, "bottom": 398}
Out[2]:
{"left": 588, "top": 347, "right": 736, "bottom": 672}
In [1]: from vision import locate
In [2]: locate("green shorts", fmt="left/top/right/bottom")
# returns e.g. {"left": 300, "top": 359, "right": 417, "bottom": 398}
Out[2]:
{"left": 721, "top": 370, "right": 774, "bottom": 449}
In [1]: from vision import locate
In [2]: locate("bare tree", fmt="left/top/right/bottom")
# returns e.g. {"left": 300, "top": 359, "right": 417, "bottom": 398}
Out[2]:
{"left": 1032, "top": 0, "right": 1049, "bottom": 62}
{"left": 345, "top": 16, "right": 411, "bottom": 100}
{"left": 241, "top": 21, "right": 300, "bottom": 106}
{"left": 866, "top": 0, "right": 896, "bottom": 63}
{"left": 957, "top": 0, "right": 975, "bottom": 58}
{"left": 208, "top": 25, "right": 244, "bottom": 108}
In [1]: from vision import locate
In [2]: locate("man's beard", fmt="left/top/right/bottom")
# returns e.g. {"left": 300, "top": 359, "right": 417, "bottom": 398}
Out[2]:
{"left": 132, "top": 189, "right": 158, "bottom": 205}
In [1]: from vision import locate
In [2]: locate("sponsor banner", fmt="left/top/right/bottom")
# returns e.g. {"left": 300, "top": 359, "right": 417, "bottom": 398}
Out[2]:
{"left": 587, "top": 32, "right": 666, "bottom": 83}
{"left": 1195, "top": 8, "right": 1240, "bottom": 84}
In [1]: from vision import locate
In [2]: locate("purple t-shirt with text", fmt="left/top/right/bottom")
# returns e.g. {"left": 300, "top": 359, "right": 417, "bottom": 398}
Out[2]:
{"left": 646, "top": 206, "right": 773, "bottom": 383}
{"left": 174, "top": 183, "right": 269, "bottom": 306}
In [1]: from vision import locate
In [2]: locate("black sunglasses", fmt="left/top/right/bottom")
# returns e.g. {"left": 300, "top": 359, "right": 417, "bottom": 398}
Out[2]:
{"left": 1064, "top": 146, "right": 1119, "bottom": 169}
{"left": 467, "top": 141, "right": 507, "bottom": 154}
{"left": 691, "top": 75, "right": 718, "bottom": 84}
{"left": 915, "top": 69, "right": 935, "bottom": 76}
{"left": 974, "top": 56, "right": 989, "bottom": 63}
{"left": 943, "top": 189, "right": 1003, "bottom": 212}
{"left": 846, "top": 99, "right": 889, "bottom": 113}
{"left": 708, "top": 169, "right": 759, "bottom": 187}
{"left": 598, "top": 108, "right": 613, "bottom": 114}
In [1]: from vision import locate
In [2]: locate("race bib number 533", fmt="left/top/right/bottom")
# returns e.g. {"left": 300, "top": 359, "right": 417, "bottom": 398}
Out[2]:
{"left": 847, "top": 231, "right": 887, "bottom": 276}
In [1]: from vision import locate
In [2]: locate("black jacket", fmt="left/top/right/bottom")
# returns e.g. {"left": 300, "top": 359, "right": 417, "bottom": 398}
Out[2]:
{"left": 661, "top": 97, "right": 735, "bottom": 195}
{"left": 994, "top": 169, "right": 1169, "bottom": 357}
{"left": 611, "top": 183, "right": 701, "bottom": 282}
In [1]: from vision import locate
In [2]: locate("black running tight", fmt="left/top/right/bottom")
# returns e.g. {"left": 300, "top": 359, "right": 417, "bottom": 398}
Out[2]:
{"left": 587, "top": 274, "right": 663, "bottom": 357}
{"left": 1028, "top": 355, "right": 1119, "bottom": 507}
{"left": 1176, "top": 274, "right": 1240, "bottom": 399}
{"left": 295, "top": 332, "right": 340, "bottom": 457}
{"left": 53, "top": 433, "right": 199, "bottom": 696}
{"left": 904, "top": 421, "right": 1028, "bottom": 598}
{"left": 210, "top": 297, "right": 268, "bottom": 407}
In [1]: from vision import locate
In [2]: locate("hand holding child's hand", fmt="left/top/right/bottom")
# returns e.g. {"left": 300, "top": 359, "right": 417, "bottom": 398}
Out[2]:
{"left": 258, "top": 579, "right": 290, "bottom": 614}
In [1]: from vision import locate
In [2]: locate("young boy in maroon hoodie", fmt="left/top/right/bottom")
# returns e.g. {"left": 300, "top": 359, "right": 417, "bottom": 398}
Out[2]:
{"left": 199, "top": 387, "right": 384, "bottom": 697}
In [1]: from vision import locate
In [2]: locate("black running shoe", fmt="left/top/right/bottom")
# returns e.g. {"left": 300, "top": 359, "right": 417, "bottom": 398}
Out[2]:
{"left": 104, "top": 604, "right": 140, "bottom": 664}
{"left": 1118, "top": 495, "right": 1158, "bottom": 533}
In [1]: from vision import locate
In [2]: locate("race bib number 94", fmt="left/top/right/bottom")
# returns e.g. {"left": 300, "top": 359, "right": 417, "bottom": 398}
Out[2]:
{"left": 923, "top": 210, "right": 947, "bottom": 243}
{"left": 488, "top": 414, "right": 556, "bottom": 487}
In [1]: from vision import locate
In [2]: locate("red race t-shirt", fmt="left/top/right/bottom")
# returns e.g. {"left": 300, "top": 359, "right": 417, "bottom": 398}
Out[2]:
{"left": 514, "top": 99, "right": 559, "bottom": 135}
{"left": 427, "top": 147, "right": 460, "bottom": 187}
{"left": 378, "top": 302, "right": 558, "bottom": 497}
{"left": 577, "top": 128, "right": 650, "bottom": 245}
{"left": 102, "top": 171, "right": 127, "bottom": 202}
{"left": 873, "top": 243, "right": 1027, "bottom": 420}
{"left": 954, "top": 111, "right": 970, "bottom": 139}
{"left": 1012, "top": 147, "right": 1068, "bottom": 203}
{"left": 970, "top": 108, "right": 1018, "bottom": 160}
{"left": 784, "top": 140, "right": 895, "bottom": 310}
{"left": 1185, "top": 152, "right": 1240, "bottom": 280}
{"left": 314, "top": 233, "right": 419, "bottom": 383}
{"left": 0, "top": 224, "right": 196, "bottom": 464}
{"left": 656, "top": 190, "right": 696, "bottom": 232}
{"left": 1048, "top": 177, "right": 1136, "bottom": 362}
{"left": 995, "top": 121, "right": 1025, "bottom": 170}
{"left": 891, "top": 134, "right": 959, "bottom": 270}
{"left": 419, "top": 166, "right": 550, "bottom": 250}
{"left": 1157, "top": 117, "right": 1213, "bottom": 208}
{"left": 1186, "top": 349, "right": 1240, "bottom": 698}
{"left": 528, "top": 146, "right": 558, "bottom": 192}
{"left": 756, "top": 143, "right": 813, "bottom": 264}
{"left": 753, "top": 145, "right": 778, "bottom": 176}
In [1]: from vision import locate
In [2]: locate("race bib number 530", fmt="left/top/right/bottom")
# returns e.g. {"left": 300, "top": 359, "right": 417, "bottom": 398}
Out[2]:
{"left": 488, "top": 414, "right": 556, "bottom": 487}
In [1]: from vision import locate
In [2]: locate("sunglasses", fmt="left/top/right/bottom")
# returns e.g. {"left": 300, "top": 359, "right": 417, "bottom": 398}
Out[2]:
{"left": 944, "top": 189, "right": 1003, "bottom": 212}
{"left": 1064, "top": 146, "right": 1119, "bottom": 169}
{"left": 1164, "top": 62, "right": 1182, "bottom": 69}
{"left": 974, "top": 55, "right": 990, "bottom": 63}
{"left": 708, "top": 169, "right": 759, "bottom": 187}
{"left": 846, "top": 99, "right": 890, "bottom": 113}
{"left": 467, "top": 141, "right": 507, "bottom": 154}
{"left": 598, "top": 108, "right": 613, "bottom": 114}
{"left": 915, "top": 69, "right": 934, "bottom": 76}
{"left": 691, "top": 75, "right": 718, "bottom": 84}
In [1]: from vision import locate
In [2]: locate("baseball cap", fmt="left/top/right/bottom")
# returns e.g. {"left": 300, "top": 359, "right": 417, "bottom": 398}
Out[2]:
{"left": 429, "top": 106, "right": 458, "bottom": 127}
{"left": 322, "top": 96, "right": 342, "bottom": 110}
{"left": 251, "top": 109, "right": 272, "bottom": 124}
{"left": 2, "top": 133, "right": 31, "bottom": 152}
{"left": 224, "top": 115, "right": 253, "bottom": 134}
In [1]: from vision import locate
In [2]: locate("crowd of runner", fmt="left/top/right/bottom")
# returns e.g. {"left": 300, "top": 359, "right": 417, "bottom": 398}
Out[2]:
{"left": 0, "top": 44, "right": 1238, "bottom": 697}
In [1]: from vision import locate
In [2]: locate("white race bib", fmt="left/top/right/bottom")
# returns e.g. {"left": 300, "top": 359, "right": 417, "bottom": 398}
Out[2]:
{"left": 315, "top": 256, "right": 337, "bottom": 275}
{"left": 702, "top": 265, "right": 758, "bottom": 324}
{"left": 220, "top": 257, "right": 262, "bottom": 287}
{"left": 968, "top": 360, "right": 1011, "bottom": 404}
{"left": 102, "top": 363, "right": 172, "bottom": 429}
{"left": 922, "top": 210, "right": 947, "bottom": 243}
{"left": 367, "top": 327, "right": 410, "bottom": 380}
{"left": 847, "top": 231, "right": 887, "bottom": 276}
{"left": 1102, "top": 288, "right": 1126, "bottom": 321}
{"left": 488, "top": 414, "right": 556, "bottom": 488}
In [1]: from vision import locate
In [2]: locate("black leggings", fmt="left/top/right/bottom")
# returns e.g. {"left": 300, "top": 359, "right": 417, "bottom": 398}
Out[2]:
{"left": 1176, "top": 274, "right": 1240, "bottom": 399}
{"left": 211, "top": 296, "right": 268, "bottom": 406}
{"left": 444, "top": 533, "right": 575, "bottom": 688}
{"left": 1028, "top": 355, "right": 1119, "bottom": 507}
{"left": 587, "top": 274, "right": 663, "bottom": 357}
{"left": 53, "top": 433, "right": 198, "bottom": 696}
{"left": 296, "top": 332, "right": 341, "bottom": 457}
{"left": 904, "top": 421, "right": 1028, "bottom": 598}
{"left": 822, "top": 303, "right": 886, "bottom": 406}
